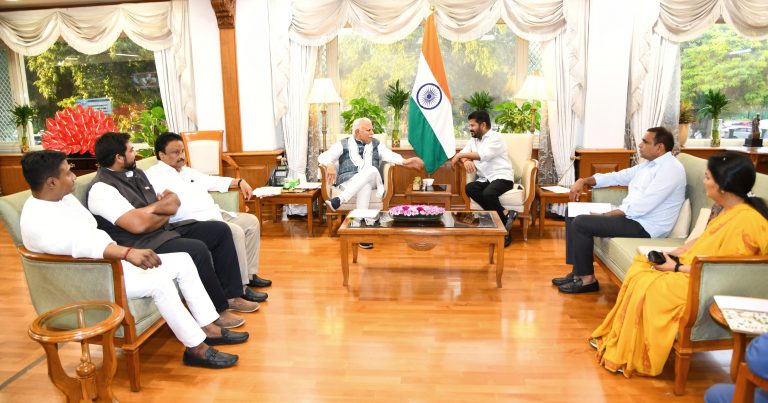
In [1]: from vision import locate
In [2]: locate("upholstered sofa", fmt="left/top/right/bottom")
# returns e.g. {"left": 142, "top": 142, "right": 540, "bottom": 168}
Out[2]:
{"left": 0, "top": 156, "right": 239, "bottom": 392}
{"left": 591, "top": 152, "right": 768, "bottom": 395}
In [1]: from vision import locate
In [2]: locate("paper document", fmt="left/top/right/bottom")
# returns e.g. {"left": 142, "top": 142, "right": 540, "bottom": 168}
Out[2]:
{"left": 297, "top": 182, "right": 321, "bottom": 189}
{"left": 253, "top": 186, "right": 282, "bottom": 198}
{"left": 714, "top": 295, "right": 768, "bottom": 335}
{"left": 541, "top": 185, "right": 571, "bottom": 194}
{"left": 348, "top": 209, "right": 380, "bottom": 219}
{"left": 567, "top": 202, "right": 612, "bottom": 217}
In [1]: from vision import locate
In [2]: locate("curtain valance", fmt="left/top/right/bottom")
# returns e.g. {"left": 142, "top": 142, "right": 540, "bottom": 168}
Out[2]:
{"left": 0, "top": 2, "right": 172, "bottom": 56}
{"left": 289, "top": 0, "right": 566, "bottom": 46}
{"left": 655, "top": 0, "right": 768, "bottom": 42}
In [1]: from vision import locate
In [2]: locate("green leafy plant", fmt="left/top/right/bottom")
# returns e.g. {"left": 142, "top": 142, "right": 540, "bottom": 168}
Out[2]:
{"left": 10, "top": 104, "right": 37, "bottom": 149}
{"left": 341, "top": 97, "right": 386, "bottom": 134}
{"left": 678, "top": 100, "right": 697, "bottom": 124}
{"left": 463, "top": 90, "right": 495, "bottom": 113}
{"left": 384, "top": 80, "right": 410, "bottom": 147}
{"left": 494, "top": 100, "right": 540, "bottom": 133}
{"left": 132, "top": 100, "right": 167, "bottom": 158}
{"left": 699, "top": 89, "right": 729, "bottom": 146}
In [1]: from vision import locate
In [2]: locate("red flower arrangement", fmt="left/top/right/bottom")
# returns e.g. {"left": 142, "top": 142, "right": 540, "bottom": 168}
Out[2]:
{"left": 42, "top": 105, "right": 116, "bottom": 155}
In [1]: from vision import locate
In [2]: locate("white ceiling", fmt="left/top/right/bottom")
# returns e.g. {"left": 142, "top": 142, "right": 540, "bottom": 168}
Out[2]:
{"left": 0, "top": 0, "right": 163, "bottom": 11}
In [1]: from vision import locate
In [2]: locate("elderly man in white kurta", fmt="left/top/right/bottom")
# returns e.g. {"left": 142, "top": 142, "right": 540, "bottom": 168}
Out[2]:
{"left": 19, "top": 150, "right": 247, "bottom": 369}
{"left": 145, "top": 132, "right": 270, "bottom": 304}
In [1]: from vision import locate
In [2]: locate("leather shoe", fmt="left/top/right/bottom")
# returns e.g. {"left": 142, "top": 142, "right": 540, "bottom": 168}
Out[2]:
{"left": 505, "top": 211, "right": 518, "bottom": 233}
{"left": 241, "top": 287, "right": 268, "bottom": 302}
{"left": 183, "top": 347, "right": 238, "bottom": 369}
{"left": 248, "top": 275, "right": 272, "bottom": 288}
{"left": 558, "top": 279, "right": 599, "bottom": 294}
{"left": 504, "top": 234, "right": 512, "bottom": 248}
{"left": 359, "top": 243, "right": 374, "bottom": 249}
{"left": 204, "top": 328, "right": 249, "bottom": 346}
{"left": 551, "top": 272, "right": 575, "bottom": 286}
{"left": 228, "top": 298, "right": 260, "bottom": 313}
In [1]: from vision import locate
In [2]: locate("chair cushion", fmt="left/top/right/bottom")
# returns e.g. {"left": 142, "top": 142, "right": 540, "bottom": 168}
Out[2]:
{"left": 468, "top": 185, "right": 526, "bottom": 212}
{"left": 593, "top": 237, "right": 685, "bottom": 281}
{"left": 330, "top": 187, "right": 383, "bottom": 210}
{"left": 668, "top": 199, "right": 691, "bottom": 238}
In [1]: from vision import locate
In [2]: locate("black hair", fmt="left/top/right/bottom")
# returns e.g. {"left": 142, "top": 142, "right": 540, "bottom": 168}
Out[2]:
{"left": 94, "top": 132, "right": 131, "bottom": 167}
{"left": 647, "top": 126, "right": 674, "bottom": 152}
{"left": 708, "top": 151, "right": 768, "bottom": 220}
{"left": 468, "top": 110, "right": 491, "bottom": 129}
{"left": 155, "top": 132, "right": 183, "bottom": 158}
{"left": 20, "top": 150, "right": 67, "bottom": 192}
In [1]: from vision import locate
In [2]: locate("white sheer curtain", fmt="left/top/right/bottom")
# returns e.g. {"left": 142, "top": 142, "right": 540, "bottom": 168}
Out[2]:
{"left": 155, "top": 0, "right": 196, "bottom": 133}
{"left": 655, "top": 0, "right": 768, "bottom": 42}
{"left": 0, "top": 3, "right": 172, "bottom": 56}
{"left": 283, "top": 41, "right": 318, "bottom": 183}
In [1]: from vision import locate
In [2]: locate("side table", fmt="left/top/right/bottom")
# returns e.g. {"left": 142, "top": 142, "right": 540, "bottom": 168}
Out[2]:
{"left": 404, "top": 184, "right": 452, "bottom": 209}
{"left": 253, "top": 188, "right": 322, "bottom": 236}
{"left": 710, "top": 302, "right": 754, "bottom": 382}
{"left": 534, "top": 185, "right": 570, "bottom": 237}
{"left": 28, "top": 301, "right": 124, "bottom": 403}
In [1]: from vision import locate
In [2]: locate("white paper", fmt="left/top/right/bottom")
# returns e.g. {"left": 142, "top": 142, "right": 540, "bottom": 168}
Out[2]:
{"left": 567, "top": 202, "right": 612, "bottom": 217}
{"left": 253, "top": 186, "right": 282, "bottom": 198}
{"left": 296, "top": 182, "right": 321, "bottom": 189}
{"left": 541, "top": 185, "right": 571, "bottom": 194}
{"left": 714, "top": 295, "right": 768, "bottom": 335}
{"left": 715, "top": 296, "right": 768, "bottom": 312}
{"left": 348, "top": 209, "right": 380, "bottom": 219}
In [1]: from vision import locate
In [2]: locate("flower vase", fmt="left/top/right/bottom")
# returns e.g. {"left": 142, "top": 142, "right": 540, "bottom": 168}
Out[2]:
{"left": 678, "top": 123, "right": 689, "bottom": 147}
{"left": 391, "top": 128, "right": 400, "bottom": 148}
{"left": 18, "top": 124, "right": 31, "bottom": 153}
{"left": 710, "top": 129, "right": 720, "bottom": 147}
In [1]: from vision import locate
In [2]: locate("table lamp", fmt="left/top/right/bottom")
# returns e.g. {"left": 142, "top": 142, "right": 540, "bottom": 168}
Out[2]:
{"left": 515, "top": 73, "right": 549, "bottom": 134}
{"left": 307, "top": 78, "right": 342, "bottom": 150}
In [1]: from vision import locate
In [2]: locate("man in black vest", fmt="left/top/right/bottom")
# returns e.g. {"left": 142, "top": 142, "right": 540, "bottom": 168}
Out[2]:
{"left": 86, "top": 132, "right": 258, "bottom": 329}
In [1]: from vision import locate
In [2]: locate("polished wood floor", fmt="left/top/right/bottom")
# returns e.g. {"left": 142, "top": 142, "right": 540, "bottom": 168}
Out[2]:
{"left": 0, "top": 216, "right": 733, "bottom": 402}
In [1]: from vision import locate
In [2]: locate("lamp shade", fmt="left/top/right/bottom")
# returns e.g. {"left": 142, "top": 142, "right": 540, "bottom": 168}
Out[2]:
{"left": 515, "top": 74, "right": 550, "bottom": 101}
{"left": 307, "top": 78, "right": 342, "bottom": 104}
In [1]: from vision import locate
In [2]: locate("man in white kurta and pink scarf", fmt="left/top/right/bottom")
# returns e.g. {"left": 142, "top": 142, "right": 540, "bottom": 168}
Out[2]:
{"left": 319, "top": 117, "right": 424, "bottom": 249}
{"left": 19, "top": 150, "right": 248, "bottom": 369}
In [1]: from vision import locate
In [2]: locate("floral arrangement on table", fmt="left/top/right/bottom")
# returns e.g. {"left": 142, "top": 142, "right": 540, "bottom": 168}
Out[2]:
{"left": 42, "top": 105, "right": 116, "bottom": 155}
{"left": 388, "top": 204, "right": 445, "bottom": 217}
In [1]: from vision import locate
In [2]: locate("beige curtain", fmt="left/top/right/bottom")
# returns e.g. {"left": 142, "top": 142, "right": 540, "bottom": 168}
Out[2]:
{"left": 655, "top": 0, "right": 768, "bottom": 42}
{"left": 0, "top": 3, "right": 172, "bottom": 56}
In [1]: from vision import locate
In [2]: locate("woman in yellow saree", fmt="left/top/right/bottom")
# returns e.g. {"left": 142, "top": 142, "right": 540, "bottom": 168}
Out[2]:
{"left": 591, "top": 152, "right": 768, "bottom": 377}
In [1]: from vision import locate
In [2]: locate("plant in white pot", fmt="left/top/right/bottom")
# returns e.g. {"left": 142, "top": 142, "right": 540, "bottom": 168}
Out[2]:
{"left": 678, "top": 100, "right": 697, "bottom": 147}
{"left": 10, "top": 103, "right": 37, "bottom": 152}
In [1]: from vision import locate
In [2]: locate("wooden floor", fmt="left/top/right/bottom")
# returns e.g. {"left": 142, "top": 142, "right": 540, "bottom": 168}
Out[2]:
{"left": 0, "top": 216, "right": 733, "bottom": 402}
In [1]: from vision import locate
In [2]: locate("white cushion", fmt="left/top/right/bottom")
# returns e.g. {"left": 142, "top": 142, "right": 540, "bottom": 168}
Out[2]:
{"left": 187, "top": 140, "right": 220, "bottom": 175}
{"left": 686, "top": 207, "right": 711, "bottom": 243}
{"left": 668, "top": 199, "right": 691, "bottom": 238}
{"left": 469, "top": 184, "right": 526, "bottom": 212}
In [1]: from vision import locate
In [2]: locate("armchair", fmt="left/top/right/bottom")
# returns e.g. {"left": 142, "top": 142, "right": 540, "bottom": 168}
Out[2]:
{"left": 733, "top": 361, "right": 768, "bottom": 403}
{"left": 460, "top": 132, "right": 539, "bottom": 240}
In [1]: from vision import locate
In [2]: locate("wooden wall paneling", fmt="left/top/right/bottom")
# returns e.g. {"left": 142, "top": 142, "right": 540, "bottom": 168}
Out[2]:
{"left": 211, "top": 0, "right": 243, "bottom": 152}
{"left": 575, "top": 148, "right": 635, "bottom": 178}
{"left": 390, "top": 148, "right": 464, "bottom": 208}
{"left": 728, "top": 147, "right": 768, "bottom": 175}
{"left": 680, "top": 147, "right": 726, "bottom": 161}
{"left": 0, "top": 154, "right": 26, "bottom": 196}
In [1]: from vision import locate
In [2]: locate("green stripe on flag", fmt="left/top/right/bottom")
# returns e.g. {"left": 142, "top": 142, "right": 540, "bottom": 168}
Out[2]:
{"left": 407, "top": 98, "right": 449, "bottom": 174}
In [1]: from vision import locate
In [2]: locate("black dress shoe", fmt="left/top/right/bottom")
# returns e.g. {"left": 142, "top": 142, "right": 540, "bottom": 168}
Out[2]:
{"left": 551, "top": 272, "right": 575, "bottom": 286}
{"left": 558, "top": 279, "right": 599, "bottom": 294}
{"left": 359, "top": 243, "right": 374, "bottom": 249}
{"left": 505, "top": 211, "right": 518, "bottom": 233}
{"left": 248, "top": 275, "right": 272, "bottom": 288}
{"left": 241, "top": 287, "right": 268, "bottom": 302}
{"left": 204, "top": 328, "right": 249, "bottom": 346}
{"left": 504, "top": 234, "right": 512, "bottom": 248}
{"left": 183, "top": 347, "right": 238, "bottom": 369}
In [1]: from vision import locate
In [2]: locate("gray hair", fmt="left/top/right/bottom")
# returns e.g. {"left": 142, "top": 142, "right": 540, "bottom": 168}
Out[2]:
{"left": 352, "top": 117, "right": 372, "bottom": 134}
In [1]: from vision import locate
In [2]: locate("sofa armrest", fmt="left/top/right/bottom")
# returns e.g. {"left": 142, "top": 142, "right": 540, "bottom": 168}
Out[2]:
{"left": 679, "top": 256, "right": 768, "bottom": 343}
{"left": 591, "top": 187, "right": 628, "bottom": 206}
{"left": 211, "top": 190, "right": 241, "bottom": 213}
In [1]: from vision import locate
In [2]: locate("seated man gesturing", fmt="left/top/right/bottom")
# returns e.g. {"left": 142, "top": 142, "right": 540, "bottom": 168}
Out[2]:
{"left": 19, "top": 150, "right": 248, "bottom": 369}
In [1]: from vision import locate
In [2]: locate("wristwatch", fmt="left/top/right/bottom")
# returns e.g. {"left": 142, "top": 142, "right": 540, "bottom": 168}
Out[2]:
{"left": 674, "top": 261, "right": 681, "bottom": 272}
{"left": 237, "top": 178, "right": 243, "bottom": 187}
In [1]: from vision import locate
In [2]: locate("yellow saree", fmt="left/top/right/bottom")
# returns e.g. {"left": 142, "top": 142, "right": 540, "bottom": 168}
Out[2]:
{"left": 591, "top": 203, "right": 768, "bottom": 377}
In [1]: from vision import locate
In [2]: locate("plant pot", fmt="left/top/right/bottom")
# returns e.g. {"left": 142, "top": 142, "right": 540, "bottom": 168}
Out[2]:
{"left": 710, "top": 129, "right": 721, "bottom": 147}
{"left": 678, "top": 123, "right": 689, "bottom": 147}
{"left": 391, "top": 128, "right": 400, "bottom": 148}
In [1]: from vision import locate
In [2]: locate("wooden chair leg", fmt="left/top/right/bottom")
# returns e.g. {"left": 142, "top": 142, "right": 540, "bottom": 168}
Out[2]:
{"left": 125, "top": 348, "right": 141, "bottom": 392}
{"left": 673, "top": 349, "right": 692, "bottom": 396}
{"left": 522, "top": 216, "right": 529, "bottom": 241}
{"left": 732, "top": 363, "right": 757, "bottom": 403}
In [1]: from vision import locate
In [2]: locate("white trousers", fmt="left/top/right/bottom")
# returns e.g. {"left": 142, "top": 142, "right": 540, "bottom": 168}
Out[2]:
{"left": 123, "top": 252, "right": 218, "bottom": 348}
{"left": 222, "top": 212, "right": 261, "bottom": 284}
{"left": 339, "top": 165, "right": 379, "bottom": 210}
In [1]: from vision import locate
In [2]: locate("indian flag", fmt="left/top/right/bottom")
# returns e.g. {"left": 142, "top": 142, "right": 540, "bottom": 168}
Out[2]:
{"left": 408, "top": 13, "right": 455, "bottom": 174}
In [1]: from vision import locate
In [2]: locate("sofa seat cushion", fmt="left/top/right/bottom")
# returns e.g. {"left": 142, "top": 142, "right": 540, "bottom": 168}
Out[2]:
{"left": 593, "top": 237, "right": 685, "bottom": 282}
{"left": 330, "top": 187, "right": 383, "bottom": 211}
{"left": 116, "top": 297, "right": 162, "bottom": 338}
{"left": 468, "top": 185, "right": 526, "bottom": 212}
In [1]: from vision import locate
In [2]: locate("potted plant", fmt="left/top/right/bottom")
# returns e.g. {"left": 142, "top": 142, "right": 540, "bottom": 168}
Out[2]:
{"left": 132, "top": 100, "right": 168, "bottom": 158}
{"left": 384, "top": 80, "right": 410, "bottom": 148}
{"left": 699, "top": 89, "right": 729, "bottom": 147}
{"left": 10, "top": 103, "right": 37, "bottom": 152}
{"left": 494, "top": 100, "right": 540, "bottom": 133}
{"left": 463, "top": 91, "right": 495, "bottom": 114}
{"left": 678, "top": 100, "right": 697, "bottom": 147}
{"left": 42, "top": 105, "right": 116, "bottom": 171}
{"left": 341, "top": 97, "right": 387, "bottom": 134}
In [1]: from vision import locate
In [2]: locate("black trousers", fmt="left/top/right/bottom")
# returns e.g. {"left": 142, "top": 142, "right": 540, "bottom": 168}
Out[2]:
{"left": 465, "top": 179, "right": 515, "bottom": 223}
{"left": 565, "top": 215, "right": 650, "bottom": 276}
{"left": 155, "top": 221, "right": 242, "bottom": 312}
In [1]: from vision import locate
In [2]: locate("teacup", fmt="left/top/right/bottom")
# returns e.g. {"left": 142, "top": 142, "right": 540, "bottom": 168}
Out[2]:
{"left": 422, "top": 178, "right": 435, "bottom": 188}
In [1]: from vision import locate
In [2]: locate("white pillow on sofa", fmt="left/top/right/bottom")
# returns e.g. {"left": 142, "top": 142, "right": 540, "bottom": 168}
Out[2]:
{"left": 669, "top": 199, "right": 691, "bottom": 238}
{"left": 686, "top": 207, "right": 712, "bottom": 243}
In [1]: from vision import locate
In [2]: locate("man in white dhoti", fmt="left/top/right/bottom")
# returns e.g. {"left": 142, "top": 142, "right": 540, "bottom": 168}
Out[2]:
{"left": 20, "top": 150, "right": 248, "bottom": 369}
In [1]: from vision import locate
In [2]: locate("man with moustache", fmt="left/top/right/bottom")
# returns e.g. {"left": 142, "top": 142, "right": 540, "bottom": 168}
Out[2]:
{"left": 451, "top": 110, "right": 517, "bottom": 247}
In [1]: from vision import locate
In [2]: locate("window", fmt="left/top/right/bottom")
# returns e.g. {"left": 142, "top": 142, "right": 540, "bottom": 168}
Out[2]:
{"left": 680, "top": 24, "right": 768, "bottom": 141}
{"left": 0, "top": 48, "right": 17, "bottom": 143}
{"left": 338, "top": 24, "right": 529, "bottom": 141}
{"left": 24, "top": 37, "right": 161, "bottom": 144}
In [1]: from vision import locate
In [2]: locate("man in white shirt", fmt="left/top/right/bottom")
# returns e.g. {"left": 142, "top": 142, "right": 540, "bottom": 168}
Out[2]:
{"left": 450, "top": 110, "right": 517, "bottom": 247}
{"left": 20, "top": 150, "right": 248, "bottom": 369}
{"left": 86, "top": 132, "right": 259, "bottom": 327}
{"left": 319, "top": 117, "right": 424, "bottom": 248}
{"left": 552, "top": 127, "right": 686, "bottom": 293}
{"left": 145, "top": 132, "right": 270, "bottom": 304}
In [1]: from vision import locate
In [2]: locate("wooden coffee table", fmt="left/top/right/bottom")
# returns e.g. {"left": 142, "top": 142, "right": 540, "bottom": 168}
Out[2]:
{"left": 337, "top": 210, "right": 507, "bottom": 287}
{"left": 253, "top": 188, "right": 322, "bottom": 236}
{"left": 404, "top": 184, "right": 452, "bottom": 209}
